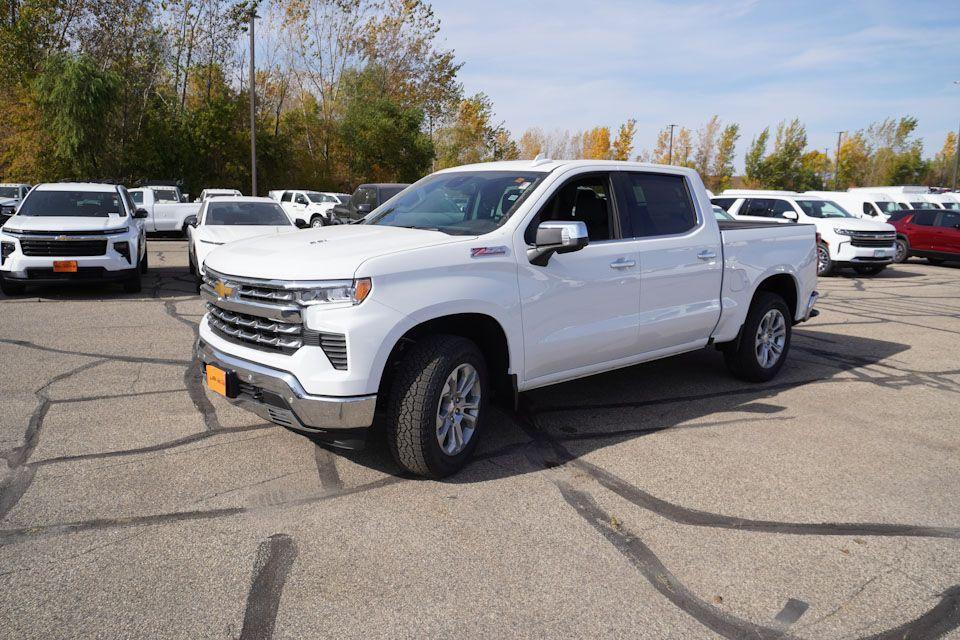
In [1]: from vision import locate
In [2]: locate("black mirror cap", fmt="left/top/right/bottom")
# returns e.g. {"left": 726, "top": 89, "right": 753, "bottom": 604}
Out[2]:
{"left": 183, "top": 215, "right": 198, "bottom": 227}
{"left": 134, "top": 208, "right": 149, "bottom": 219}
{"left": 357, "top": 203, "right": 373, "bottom": 214}
{"left": 294, "top": 219, "right": 310, "bottom": 229}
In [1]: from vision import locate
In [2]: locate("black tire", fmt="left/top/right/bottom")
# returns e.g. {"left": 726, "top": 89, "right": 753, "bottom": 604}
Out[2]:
{"left": 894, "top": 238, "right": 910, "bottom": 263}
{"left": 387, "top": 335, "right": 487, "bottom": 478}
{"left": 927, "top": 257, "right": 945, "bottom": 266}
{"left": 0, "top": 276, "right": 26, "bottom": 296}
{"left": 140, "top": 246, "right": 149, "bottom": 274}
{"left": 123, "top": 269, "right": 142, "bottom": 293}
{"left": 853, "top": 264, "right": 885, "bottom": 276}
{"left": 723, "top": 292, "right": 792, "bottom": 383}
{"left": 310, "top": 215, "right": 325, "bottom": 228}
{"left": 816, "top": 243, "right": 834, "bottom": 277}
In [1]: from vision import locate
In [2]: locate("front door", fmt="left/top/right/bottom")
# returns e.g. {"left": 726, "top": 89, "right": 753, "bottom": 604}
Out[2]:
{"left": 518, "top": 172, "right": 641, "bottom": 384}
{"left": 935, "top": 210, "right": 960, "bottom": 255}
{"left": 908, "top": 210, "right": 939, "bottom": 251}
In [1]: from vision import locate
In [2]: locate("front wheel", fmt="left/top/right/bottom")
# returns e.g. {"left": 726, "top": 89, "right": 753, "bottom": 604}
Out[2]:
{"left": 310, "top": 215, "right": 325, "bottom": 228}
{"left": 853, "top": 264, "right": 885, "bottom": 276}
{"left": 140, "top": 246, "right": 149, "bottom": 274}
{"left": 894, "top": 238, "right": 909, "bottom": 263}
{"left": 816, "top": 243, "right": 834, "bottom": 277}
{"left": 387, "top": 335, "right": 487, "bottom": 478}
{"left": 723, "top": 292, "right": 792, "bottom": 383}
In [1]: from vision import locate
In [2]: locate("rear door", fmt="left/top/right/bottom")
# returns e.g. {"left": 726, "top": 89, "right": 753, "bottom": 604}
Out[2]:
{"left": 614, "top": 171, "right": 723, "bottom": 353}
{"left": 935, "top": 211, "right": 960, "bottom": 255}
{"left": 518, "top": 171, "right": 642, "bottom": 384}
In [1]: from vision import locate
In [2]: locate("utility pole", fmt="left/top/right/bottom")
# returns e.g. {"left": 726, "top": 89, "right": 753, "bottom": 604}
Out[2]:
{"left": 249, "top": 5, "right": 257, "bottom": 197}
{"left": 953, "top": 82, "right": 960, "bottom": 191}
{"left": 667, "top": 124, "right": 677, "bottom": 165}
{"left": 834, "top": 131, "right": 845, "bottom": 190}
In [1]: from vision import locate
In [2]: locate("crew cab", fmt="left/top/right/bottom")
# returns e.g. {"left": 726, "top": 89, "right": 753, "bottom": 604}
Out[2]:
{"left": 891, "top": 208, "right": 960, "bottom": 265}
{"left": 330, "top": 183, "right": 408, "bottom": 222}
{"left": 129, "top": 186, "right": 201, "bottom": 235}
{"left": 0, "top": 183, "right": 147, "bottom": 295}
{"left": 269, "top": 190, "right": 344, "bottom": 227}
{"left": 187, "top": 196, "right": 298, "bottom": 290}
{"left": 716, "top": 190, "right": 896, "bottom": 276}
{"left": 0, "top": 183, "right": 32, "bottom": 226}
{"left": 195, "top": 160, "right": 818, "bottom": 478}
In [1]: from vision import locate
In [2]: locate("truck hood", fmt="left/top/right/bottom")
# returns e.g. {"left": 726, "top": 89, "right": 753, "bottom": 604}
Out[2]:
{"left": 195, "top": 225, "right": 296, "bottom": 245}
{"left": 203, "top": 224, "right": 469, "bottom": 280}
{"left": 0, "top": 198, "right": 17, "bottom": 207}
{"left": 2, "top": 215, "right": 129, "bottom": 233}
{"left": 827, "top": 217, "right": 894, "bottom": 232}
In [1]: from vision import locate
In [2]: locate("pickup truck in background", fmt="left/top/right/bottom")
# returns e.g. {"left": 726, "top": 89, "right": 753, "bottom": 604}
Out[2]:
{"left": 197, "top": 188, "right": 242, "bottom": 202}
{"left": 0, "top": 183, "right": 32, "bottom": 226}
{"left": 196, "top": 160, "right": 818, "bottom": 478}
{"left": 269, "top": 189, "right": 345, "bottom": 227}
{"left": 129, "top": 186, "right": 202, "bottom": 235}
{"left": 330, "top": 183, "right": 408, "bottom": 222}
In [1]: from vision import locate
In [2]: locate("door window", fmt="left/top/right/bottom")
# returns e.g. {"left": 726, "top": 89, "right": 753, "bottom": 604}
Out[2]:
{"left": 295, "top": 194, "right": 309, "bottom": 205}
{"left": 938, "top": 211, "right": 960, "bottom": 229}
{"left": 131, "top": 191, "right": 144, "bottom": 205}
{"left": 769, "top": 199, "right": 796, "bottom": 219}
{"left": 862, "top": 202, "right": 877, "bottom": 216}
{"left": 527, "top": 173, "right": 615, "bottom": 242}
{"left": 281, "top": 192, "right": 292, "bottom": 202}
{"left": 355, "top": 188, "right": 376, "bottom": 207}
{"left": 913, "top": 211, "right": 936, "bottom": 226}
{"left": 741, "top": 199, "right": 772, "bottom": 217}
{"left": 616, "top": 172, "right": 697, "bottom": 237}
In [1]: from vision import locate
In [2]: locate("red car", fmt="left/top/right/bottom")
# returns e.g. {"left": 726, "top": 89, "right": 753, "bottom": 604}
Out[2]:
{"left": 892, "top": 208, "right": 960, "bottom": 265}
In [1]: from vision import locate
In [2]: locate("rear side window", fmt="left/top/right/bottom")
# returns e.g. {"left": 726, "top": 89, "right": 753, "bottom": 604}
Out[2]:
{"left": 913, "top": 211, "right": 936, "bottom": 226}
{"left": 154, "top": 188, "right": 179, "bottom": 203}
{"left": 381, "top": 186, "right": 405, "bottom": 201}
{"left": 131, "top": 191, "right": 144, "bottom": 205}
{"left": 740, "top": 199, "right": 772, "bottom": 217}
{"left": 616, "top": 172, "right": 697, "bottom": 237}
{"left": 711, "top": 197, "right": 736, "bottom": 211}
{"left": 938, "top": 211, "right": 960, "bottom": 228}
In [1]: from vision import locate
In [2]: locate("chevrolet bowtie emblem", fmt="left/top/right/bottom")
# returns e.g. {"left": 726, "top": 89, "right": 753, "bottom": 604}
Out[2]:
{"left": 214, "top": 280, "right": 234, "bottom": 298}
{"left": 56, "top": 235, "right": 70, "bottom": 241}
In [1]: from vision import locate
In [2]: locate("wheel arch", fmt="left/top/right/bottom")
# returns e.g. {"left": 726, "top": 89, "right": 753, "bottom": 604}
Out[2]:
{"left": 752, "top": 273, "right": 799, "bottom": 321}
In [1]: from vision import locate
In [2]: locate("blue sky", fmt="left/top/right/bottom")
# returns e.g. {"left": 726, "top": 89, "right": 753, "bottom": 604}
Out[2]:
{"left": 430, "top": 0, "right": 960, "bottom": 167}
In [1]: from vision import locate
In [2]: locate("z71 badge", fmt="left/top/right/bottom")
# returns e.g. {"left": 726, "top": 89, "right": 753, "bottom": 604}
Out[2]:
{"left": 470, "top": 246, "right": 507, "bottom": 258}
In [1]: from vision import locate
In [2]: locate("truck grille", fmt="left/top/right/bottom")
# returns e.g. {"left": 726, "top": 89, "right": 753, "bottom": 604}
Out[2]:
{"left": 202, "top": 268, "right": 349, "bottom": 369}
{"left": 20, "top": 238, "right": 107, "bottom": 256}
{"left": 206, "top": 302, "right": 303, "bottom": 354}
{"left": 848, "top": 231, "right": 896, "bottom": 248}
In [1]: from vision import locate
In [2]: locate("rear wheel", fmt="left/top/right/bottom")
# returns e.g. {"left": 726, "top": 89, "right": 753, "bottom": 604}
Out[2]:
{"left": 387, "top": 335, "right": 487, "bottom": 478}
{"left": 816, "top": 243, "right": 834, "bottom": 277}
{"left": 853, "top": 264, "right": 885, "bottom": 276}
{"left": 723, "top": 292, "right": 792, "bottom": 383}
{"left": 310, "top": 215, "right": 325, "bottom": 228}
{"left": 894, "top": 238, "right": 909, "bottom": 263}
{"left": 0, "top": 276, "right": 26, "bottom": 296}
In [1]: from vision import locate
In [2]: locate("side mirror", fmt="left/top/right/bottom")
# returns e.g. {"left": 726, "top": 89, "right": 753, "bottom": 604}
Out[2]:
{"left": 134, "top": 208, "right": 149, "bottom": 219}
{"left": 527, "top": 220, "right": 589, "bottom": 266}
{"left": 184, "top": 215, "right": 198, "bottom": 227}
{"left": 356, "top": 203, "right": 372, "bottom": 214}
{"left": 782, "top": 211, "right": 798, "bottom": 222}
{"left": 294, "top": 219, "right": 310, "bottom": 229}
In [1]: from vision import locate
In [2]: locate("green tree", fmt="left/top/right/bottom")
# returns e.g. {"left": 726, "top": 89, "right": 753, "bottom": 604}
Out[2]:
{"left": 744, "top": 127, "right": 769, "bottom": 187}
{"left": 435, "top": 92, "right": 513, "bottom": 168}
{"left": 711, "top": 123, "right": 740, "bottom": 192}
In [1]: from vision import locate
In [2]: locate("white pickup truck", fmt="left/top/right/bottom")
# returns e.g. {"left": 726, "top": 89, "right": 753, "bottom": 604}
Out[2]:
{"left": 129, "top": 186, "right": 201, "bottom": 235}
{"left": 196, "top": 160, "right": 818, "bottom": 477}
{"left": 0, "top": 183, "right": 32, "bottom": 226}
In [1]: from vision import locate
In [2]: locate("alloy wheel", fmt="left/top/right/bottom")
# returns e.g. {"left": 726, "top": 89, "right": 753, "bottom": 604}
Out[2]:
{"left": 754, "top": 309, "right": 786, "bottom": 369}
{"left": 436, "top": 363, "right": 481, "bottom": 456}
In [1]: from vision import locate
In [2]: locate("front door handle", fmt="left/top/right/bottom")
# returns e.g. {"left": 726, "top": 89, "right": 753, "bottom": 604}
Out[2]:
{"left": 610, "top": 258, "right": 636, "bottom": 269}
{"left": 697, "top": 250, "right": 717, "bottom": 261}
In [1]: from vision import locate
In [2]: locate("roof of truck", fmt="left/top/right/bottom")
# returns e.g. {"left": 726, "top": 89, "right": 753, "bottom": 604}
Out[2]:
{"left": 35, "top": 182, "right": 118, "bottom": 192}
{"left": 433, "top": 159, "right": 701, "bottom": 176}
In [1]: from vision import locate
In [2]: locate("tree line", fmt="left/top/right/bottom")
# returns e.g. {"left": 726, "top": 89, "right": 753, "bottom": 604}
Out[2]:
{"left": 0, "top": 0, "right": 956, "bottom": 196}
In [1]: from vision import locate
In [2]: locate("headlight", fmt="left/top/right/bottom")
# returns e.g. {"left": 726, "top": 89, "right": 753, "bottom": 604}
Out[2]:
{"left": 199, "top": 239, "right": 225, "bottom": 245}
{"left": 294, "top": 278, "right": 371, "bottom": 306}
{"left": 106, "top": 226, "right": 129, "bottom": 234}
{"left": 833, "top": 228, "right": 853, "bottom": 236}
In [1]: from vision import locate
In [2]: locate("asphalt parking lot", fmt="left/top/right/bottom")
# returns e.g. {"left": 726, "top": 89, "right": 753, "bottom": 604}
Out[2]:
{"left": 1, "top": 239, "right": 958, "bottom": 639}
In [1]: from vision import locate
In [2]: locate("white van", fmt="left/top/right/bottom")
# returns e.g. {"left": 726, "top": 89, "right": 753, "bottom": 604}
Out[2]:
{"left": 718, "top": 190, "right": 896, "bottom": 276}
{"left": 929, "top": 193, "right": 960, "bottom": 210}
{"left": 805, "top": 191, "right": 899, "bottom": 221}
{"left": 849, "top": 186, "right": 941, "bottom": 211}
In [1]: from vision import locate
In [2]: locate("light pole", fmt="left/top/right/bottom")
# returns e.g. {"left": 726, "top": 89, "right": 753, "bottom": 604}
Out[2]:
{"left": 834, "top": 131, "right": 845, "bottom": 190}
{"left": 249, "top": 5, "right": 257, "bottom": 197}
{"left": 667, "top": 124, "right": 677, "bottom": 165}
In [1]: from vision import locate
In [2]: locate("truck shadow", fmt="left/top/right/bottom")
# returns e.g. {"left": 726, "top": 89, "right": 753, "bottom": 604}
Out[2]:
{"left": 0, "top": 264, "right": 197, "bottom": 301}
{"left": 331, "top": 328, "right": 912, "bottom": 480}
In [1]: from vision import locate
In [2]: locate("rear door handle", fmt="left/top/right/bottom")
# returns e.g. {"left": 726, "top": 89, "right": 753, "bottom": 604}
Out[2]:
{"left": 697, "top": 250, "right": 717, "bottom": 261}
{"left": 610, "top": 258, "right": 636, "bottom": 269}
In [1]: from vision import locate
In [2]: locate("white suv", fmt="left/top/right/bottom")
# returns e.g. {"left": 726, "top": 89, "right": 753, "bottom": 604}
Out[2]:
{"left": 713, "top": 190, "right": 896, "bottom": 276}
{"left": 0, "top": 183, "right": 148, "bottom": 295}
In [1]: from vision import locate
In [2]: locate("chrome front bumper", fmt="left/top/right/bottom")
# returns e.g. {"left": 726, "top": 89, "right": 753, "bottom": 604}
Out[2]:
{"left": 195, "top": 339, "right": 376, "bottom": 433}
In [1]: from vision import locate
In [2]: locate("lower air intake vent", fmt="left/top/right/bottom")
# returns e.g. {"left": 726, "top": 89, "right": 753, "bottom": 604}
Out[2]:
{"left": 305, "top": 330, "right": 348, "bottom": 370}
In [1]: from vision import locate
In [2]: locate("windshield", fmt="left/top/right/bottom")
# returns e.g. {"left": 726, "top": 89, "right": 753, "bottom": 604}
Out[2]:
{"left": 18, "top": 190, "right": 123, "bottom": 217}
{"left": 204, "top": 201, "right": 292, "bottom": 226}
{"left": 366, "top": 171, "right": 546, "bottom": 235}
{"left": 910, "top": 201, "right": 934, "bottom": 209}
{"left": 0, "top": 187, "right": 19, "bottom": 198}
{"left": 795, "top": 199, "right": 853, "bottom": 219}
{"left": 874, "top": 201, "right": 899, "bottom": 213}
{"left": 154, "top": 188, "right": 180, "bottom": 203}
{"left": 942, "top": 202, "right": 960, "bottom": 210}
{"left": 306, "top": 192, "right": 331, "bottom": 203}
